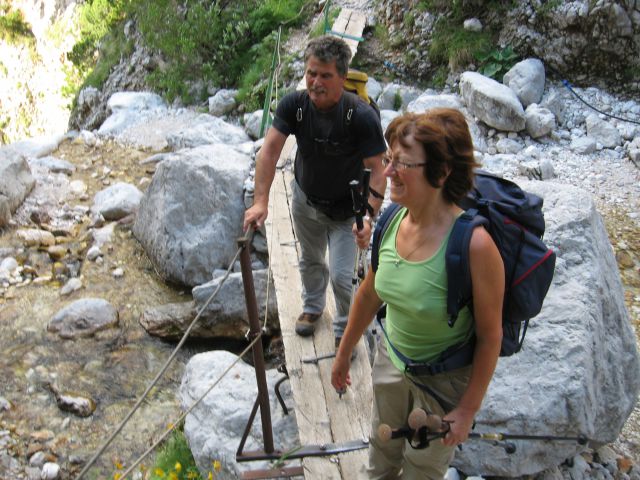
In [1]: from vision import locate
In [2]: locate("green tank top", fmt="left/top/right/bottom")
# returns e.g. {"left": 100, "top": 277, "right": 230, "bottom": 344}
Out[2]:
{"left": 374, "top": 207, "right": 473, "bottom": 371}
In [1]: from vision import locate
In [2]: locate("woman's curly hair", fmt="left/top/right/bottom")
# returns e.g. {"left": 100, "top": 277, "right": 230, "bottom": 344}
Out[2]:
{"left": 384, "top": 108, "right": 479, "bottom": 204}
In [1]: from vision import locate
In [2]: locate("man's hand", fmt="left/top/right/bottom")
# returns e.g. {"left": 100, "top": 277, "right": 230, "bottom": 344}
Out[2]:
{"left": 243, "top": 202, "right": 268, "bottom": 231}
{"left": 352, "top": 217, "right": 372, "bottom": 250}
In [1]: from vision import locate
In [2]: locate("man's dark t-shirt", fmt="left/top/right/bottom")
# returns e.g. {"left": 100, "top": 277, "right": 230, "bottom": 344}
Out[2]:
{"left": 272, "top": 90, "right": 385, "bottom": 206}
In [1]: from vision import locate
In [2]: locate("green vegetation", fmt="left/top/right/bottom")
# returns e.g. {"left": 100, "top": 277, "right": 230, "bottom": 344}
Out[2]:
{"left": 402, "top": 0, "right": 518, "bottom": 85}
{"left": 144, "top": 429, "right": 204, "bottom": 480}
{"left": 474, "top": 46, "right": 518, "bottom": 79}
{"left": 66, "top": 0, "right": 311, "bottom": 108}
{"left": 0, "top": 6, "right": 35, "bottom": 47}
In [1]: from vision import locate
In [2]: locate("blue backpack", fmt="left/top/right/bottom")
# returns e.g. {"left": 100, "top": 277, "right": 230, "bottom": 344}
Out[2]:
{"left": 371, "top": 170, "right": 556, "bottom": 373}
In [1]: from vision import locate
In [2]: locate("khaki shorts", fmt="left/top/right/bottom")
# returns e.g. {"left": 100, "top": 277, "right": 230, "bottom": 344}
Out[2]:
{"left": 368, "top": 342, "right": 472, "bottom": 480}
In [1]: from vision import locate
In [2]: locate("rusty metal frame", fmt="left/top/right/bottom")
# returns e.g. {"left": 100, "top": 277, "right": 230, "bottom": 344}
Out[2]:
{"left": 236, "top": 233, "right": 369, "bottom": 479}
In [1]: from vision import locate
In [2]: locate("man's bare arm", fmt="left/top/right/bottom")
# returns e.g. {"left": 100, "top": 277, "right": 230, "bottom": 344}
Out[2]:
{"left": 243, "top": 127, "right": 288, "bottom": 230}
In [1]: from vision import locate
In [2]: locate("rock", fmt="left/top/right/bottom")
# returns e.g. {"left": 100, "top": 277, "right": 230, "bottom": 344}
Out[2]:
{"left": 60, "top": 278, "right": 82, "bottom": 296}
{"left": 133, "top": 144, "right": 252, "bottom": 286}
{"left": 208, "top": 89, "right": 238, "bottom": 116}
{"left": 180, "top": 351, "right": 299, "bottom": 478}
{"left": 86, "top": 246, "right": 101, "bottom": 261}
{"left": 192, "top": 269, "right": 279, "bottom": 337}
{"left": 139, "top": 301, "right": 197, "bottom": 339}
{"left": 0, "top": 148, "right": 36, "bottom": 227}
{"left": 377, "top": 83, "right": 422, "bottom": 111}
{"left": 571, "top": 136, "right": 598, "bottom": 155}
{"left": 0, "top": 257, "right": 18, "bottom": 273}
{"left": 243, "top": 110, "right": 265, "bottom": 140}
{"left": 367, "top": 76, "right": 383, "bottom": 101}
{"left": 503, "top": 58, "right": 546, "bottom": 107}
{"left": 17, "top": 229, "right": 56, "bottom": 247}
{"left": 586, "top": 114, "right": 622, "bottom": 149}
{"left": 406, "top": 93, "right": 463, "bottom": 113}
{"left": 112, "top": 267, "right": 124, "bottom": 278}
{"left": 29, "top": 451, "right": 47, "bottom": 468}
{"left": 495, "top": 138, "right": 523, "bottom": 154}
{"left": 525, "top": 104, "right": 556, "bottom": 139}
{"left": 7, "top": 134, "right": 64, "bottom": 159}
{"left": 463, "top": 18, "right": 482, "bottom": 32}
{"left": 0, "top": 396, "right": 11, "bottom": 411}
{"left": 92, "top": 182, "right": 143, "bottom": 221}
{"left": 45, "top": 383, "right": 96, "bottom": 417}
{"left": 459, "top": 72, "right": 526, "bottom": 131}
{"left": 40, "top": 462, "right": 60, "bottom": 480}
{"left": 47, "top": 298, "right": 119, "bottom": 339}
{"left": 166, "top": 114, "right": 251, "bottom": 149}
{"left": 452, "top": 182, "right": 640, "bottom": 476}
{"left": 445, "top": 467, "right": 461, "bottom": 480}
{"left": 98, "top": 92, "right": 167, "bottom": 137}
{"left": 29, "top": 156, "right": 76, "bottom": 175}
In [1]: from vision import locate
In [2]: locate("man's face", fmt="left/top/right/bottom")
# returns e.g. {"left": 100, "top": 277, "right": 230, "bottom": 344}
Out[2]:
{"left": 305, "top": 55, "right": 346, "bottom": 111}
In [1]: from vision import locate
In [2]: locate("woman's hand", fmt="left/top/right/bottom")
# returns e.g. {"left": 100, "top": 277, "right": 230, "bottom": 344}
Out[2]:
{"left": 353, "top": 217, "right": 372, "bottom": 250}
{"left": 331, "top": 349, "right": 353, "bottom": 393}
{"left": 441, "top": 406, "right": 475, "bottom": 447}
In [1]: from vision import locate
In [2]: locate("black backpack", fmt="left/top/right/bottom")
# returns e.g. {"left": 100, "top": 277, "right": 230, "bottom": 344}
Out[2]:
{"left": 371, "top": 170, "right": 556, "bottom": 372}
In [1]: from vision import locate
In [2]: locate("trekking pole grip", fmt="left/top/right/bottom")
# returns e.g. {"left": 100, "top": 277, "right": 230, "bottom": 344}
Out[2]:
{"left": 350, "top": 179, "right": 364, "bottom": 231}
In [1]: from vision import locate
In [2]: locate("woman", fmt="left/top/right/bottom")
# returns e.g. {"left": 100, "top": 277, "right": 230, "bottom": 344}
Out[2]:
{"left": 331, "top": 109, "right": 504, "bottom": 479}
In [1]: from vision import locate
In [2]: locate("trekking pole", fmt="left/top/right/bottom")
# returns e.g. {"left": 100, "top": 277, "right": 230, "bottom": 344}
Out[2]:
{"left": 349, "top": 169, "right": 372, "bottom": 307}
{"left": 378, "top": 408, "right": 591, "bottom": 455}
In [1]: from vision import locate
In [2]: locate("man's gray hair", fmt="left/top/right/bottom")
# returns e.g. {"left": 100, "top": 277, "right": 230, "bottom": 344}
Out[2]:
{"left": 304, "top": 35, "right": 352, "bottom": 77}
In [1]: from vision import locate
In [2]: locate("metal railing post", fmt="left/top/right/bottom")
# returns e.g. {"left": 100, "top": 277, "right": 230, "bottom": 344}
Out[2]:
{"left": 238, "top": 233, "right": 274, "bottom": 453}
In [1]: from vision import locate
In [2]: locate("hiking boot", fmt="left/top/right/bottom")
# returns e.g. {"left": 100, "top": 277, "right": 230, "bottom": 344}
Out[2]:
{"left": 335, "top": 336, "right": 357, "bottom": 361}
{"left": 295, "top": 312, "right": 322, "bottom": 337}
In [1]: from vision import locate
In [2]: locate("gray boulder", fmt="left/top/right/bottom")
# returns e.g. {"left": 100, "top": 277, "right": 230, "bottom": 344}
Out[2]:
{"left": 459, "top": 72, "right": 526, "bottom": 132}
{"left": 180, "top": 351, "right": 299, "bottom": 479}
{"left": 406, "top": 93, "right": 463, "bottom": 113}
{"left": 166, "top": 114, "right": 251, "bottom": 149}
{"left": 377, "top": 83, "right": 422, "bottom": 111}
{"left": 133, "top": 144, "right": 252, "bottom": 286}
{"left": 243, "top": 110, "right": 265, "bottom": 140}
{"left": 92, "top": 182, "right": 143, "bottom": 221}
{"left": 585, "top": 114, "right": 622, "bottom": 149}
{"left": 503, "top": 58, "right": 546, "bottom": 107}
{"left": 98, "top": 91, "right": 167, "bottom": 137}
{"left": 191, "top": 269, "right": 279, "bottom": 337}
{"left": 208, "top": 89, "right": 238, "bottom": 117}
{"left": 0, "top": 148, "right": 35, "bottom": 227}
{"left": 525, "top": 104, "right": 556, "bottom": 139}
{"left": 453, "top": 182, "right": 640, "bottom": 476}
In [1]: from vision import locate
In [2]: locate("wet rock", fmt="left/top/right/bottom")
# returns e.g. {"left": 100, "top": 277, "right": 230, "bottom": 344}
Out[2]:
{"left": 48, "top": 298, "right": 119, "bottom": 339}
{"left": 45, "top": 383, "right": 96, "bottom": 417}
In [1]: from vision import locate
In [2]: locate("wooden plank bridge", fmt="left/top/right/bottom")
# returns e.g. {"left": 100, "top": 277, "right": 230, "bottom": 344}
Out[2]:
{"left": 262, "top": 8, "right": 373, "bottom": 480}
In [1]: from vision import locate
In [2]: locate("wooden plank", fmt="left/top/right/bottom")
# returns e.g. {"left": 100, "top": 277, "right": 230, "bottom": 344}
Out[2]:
{"left": 261, "top": 8, "right": 373, "bottom": 479}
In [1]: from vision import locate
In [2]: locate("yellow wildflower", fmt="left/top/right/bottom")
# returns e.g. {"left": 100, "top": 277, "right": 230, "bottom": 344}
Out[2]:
{"left": 213, "top": 460, "right": 222, "bottom": 472}
{"left": 154, "top": 468, "right": 166, "bottom": 477}
{"left": 114, "top": 461, "right": 124, "bottom": 470}
{"left": 174, "top": 462, "right": 182, "bottom": 472}
{"left": 208, "top": 472, "right": 213, "bottom": 480}
{"left": 113, "top": 474, "right": 122, "bottom": 480}
{"left": 168, "top": 473, "right": 178, "bottom": 480}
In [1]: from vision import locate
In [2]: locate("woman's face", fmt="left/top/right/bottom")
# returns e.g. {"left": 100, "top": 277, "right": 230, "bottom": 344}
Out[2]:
{"left": 384, "top": 135, "right": 428, "bottom": 205}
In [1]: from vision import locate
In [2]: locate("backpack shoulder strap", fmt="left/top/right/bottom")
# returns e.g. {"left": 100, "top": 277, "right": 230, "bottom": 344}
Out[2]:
{"left": 295, "top": 90, "right": 307, "bottom": 123}
{"left": 372, "top": 203, "right": 403, "bottom": 273}
{"left": 445, "top": 209, "right": 489, "bottom": 326}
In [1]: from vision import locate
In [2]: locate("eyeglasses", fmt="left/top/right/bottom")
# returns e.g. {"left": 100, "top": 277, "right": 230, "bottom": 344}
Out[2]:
{"left": 381, "top": 155, "right": 426, "bottom": 171}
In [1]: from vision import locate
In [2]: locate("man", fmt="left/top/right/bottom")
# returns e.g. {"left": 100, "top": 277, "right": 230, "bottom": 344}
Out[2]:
{"left": 243, "top": 35, "right": 386, "bottom": 349}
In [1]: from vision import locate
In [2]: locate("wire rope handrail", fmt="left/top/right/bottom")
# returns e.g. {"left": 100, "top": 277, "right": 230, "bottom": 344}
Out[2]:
{"left": 76, "top": 228, "right": 259, "bottom": 479}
